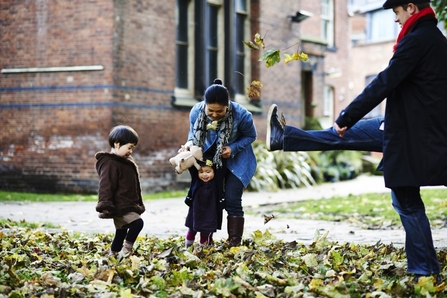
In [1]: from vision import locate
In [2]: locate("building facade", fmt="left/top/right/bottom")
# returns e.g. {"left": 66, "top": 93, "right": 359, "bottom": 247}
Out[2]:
{"left": 0, "top": 0, "right": 351, "bottom": 193}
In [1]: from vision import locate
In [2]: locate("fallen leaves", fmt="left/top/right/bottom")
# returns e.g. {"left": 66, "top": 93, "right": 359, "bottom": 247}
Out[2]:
{"left": 0, "top": 227, "right": 445, "bottom": 297}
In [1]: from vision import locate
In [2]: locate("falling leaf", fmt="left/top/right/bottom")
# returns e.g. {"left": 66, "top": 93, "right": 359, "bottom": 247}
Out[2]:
{"left": 242, "top": 40, "right": 259, "bottom": 50}
{"left": 259, "top": 49, "right": 281, "bottom": 68}
{"left": 264, "top": 214, "right": 275, "bottom": 224}
{"left": 284, "top": 52, "right": 309, "bottom": 64}
{"left": 254, "top": 33, "right": 266, "bottom": 49}
{"left": 246, "top": 80, "right": 263, "bottom": 99}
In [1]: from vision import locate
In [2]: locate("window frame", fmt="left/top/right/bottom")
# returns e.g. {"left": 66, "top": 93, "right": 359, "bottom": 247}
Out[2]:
{"left": 321, "top": 0, "right": 335, "bottom": 48}
{"left": 174, "top": 0, "right": 196, "bottom": 106}
{"left": 173, "top": 0, "right": 260, "bottom": 113}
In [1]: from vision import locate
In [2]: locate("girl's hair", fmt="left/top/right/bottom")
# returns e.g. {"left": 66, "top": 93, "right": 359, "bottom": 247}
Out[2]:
{"left": 108, "top": 125, "right": 139, "bottom": 147}
{"left": 198, "top": 153, "right": 216, "bottom": 169}
{"left": 204, "top": 78, "right": 230, "bottom": 106}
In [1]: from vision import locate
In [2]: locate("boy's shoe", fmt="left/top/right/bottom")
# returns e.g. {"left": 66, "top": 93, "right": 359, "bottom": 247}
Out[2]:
{"left": 117, "top": 242, "right": 134, "bottom": 261}
{"left": 117, "top": 247, "right": 133, "bottom": 261}
{"left": 107, "top": 250, "right": 119, "bottom": 257}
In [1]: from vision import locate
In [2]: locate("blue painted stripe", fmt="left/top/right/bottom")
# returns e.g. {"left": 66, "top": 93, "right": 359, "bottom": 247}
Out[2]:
{"left": 0, "top": 102, "right": 173, "bottom": 110}
{"left": 0, "top": 84, "right": 173, "bottom": 94}
{"left": 0, "top": 84, "right": 175, "bottom": 109}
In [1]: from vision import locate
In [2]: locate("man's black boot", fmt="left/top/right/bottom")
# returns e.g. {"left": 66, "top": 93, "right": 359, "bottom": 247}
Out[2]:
{"left": 266, "top": 104, "right": 285, "bottom": 151}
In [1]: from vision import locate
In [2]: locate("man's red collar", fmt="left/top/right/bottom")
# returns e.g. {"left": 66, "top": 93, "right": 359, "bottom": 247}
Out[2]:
{"left": 393, "top": 7, "right": 436, "bottom": 52}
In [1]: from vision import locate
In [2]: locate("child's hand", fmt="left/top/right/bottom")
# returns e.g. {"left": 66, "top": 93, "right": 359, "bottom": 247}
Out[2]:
{"left": 178, "top": 141, "right": 193, "bottom": 153}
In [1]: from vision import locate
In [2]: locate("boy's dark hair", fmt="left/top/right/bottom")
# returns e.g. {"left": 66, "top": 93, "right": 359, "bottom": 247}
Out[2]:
{"left": 204, "top": 78, "right": 230, "bottom": 106}
{"left": 108, "top": 125, "right": 139, "bottom": 147}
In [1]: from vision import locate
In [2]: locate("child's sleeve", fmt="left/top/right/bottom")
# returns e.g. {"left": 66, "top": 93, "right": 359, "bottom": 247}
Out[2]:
{"left": 95, "top": 161, "right": 117, "bottom": 213}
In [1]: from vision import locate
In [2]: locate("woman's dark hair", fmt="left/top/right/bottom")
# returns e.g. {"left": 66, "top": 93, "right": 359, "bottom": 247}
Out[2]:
{"left": 108, "top": 125, "right": 139, "bottom": 147}
{"left": 204, "top": 78, "right": 230, "bottom": 106}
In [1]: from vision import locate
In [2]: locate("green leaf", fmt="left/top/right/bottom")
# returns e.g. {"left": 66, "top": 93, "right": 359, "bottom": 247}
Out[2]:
{"left": 259, "top": 49, "right": 281, "bottom": 68}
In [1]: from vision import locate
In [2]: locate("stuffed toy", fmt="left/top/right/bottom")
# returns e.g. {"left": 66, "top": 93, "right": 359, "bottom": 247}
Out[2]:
{"left": 169, "top": 145, "right": 203, "bottom": 174}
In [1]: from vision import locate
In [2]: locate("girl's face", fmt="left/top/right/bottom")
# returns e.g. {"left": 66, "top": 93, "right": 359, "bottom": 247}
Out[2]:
{"left": 206, "top": 103, "right": 228, "bottom": 121}
{"left": 111, "top": 142, "right": 136, "bottom": 158}
{"left": 198, "top": 165, "right": 215, "bottom": 182}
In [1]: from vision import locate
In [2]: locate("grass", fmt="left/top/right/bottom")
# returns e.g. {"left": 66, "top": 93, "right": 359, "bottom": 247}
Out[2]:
{"left": 258, "top": 188, "right": 447, "bottom": 229}
{"left": 0, "top": 218, "right": 59, "bottom": 229}
{"left": 0, "top": 189, "right": 187, "bottom": 202}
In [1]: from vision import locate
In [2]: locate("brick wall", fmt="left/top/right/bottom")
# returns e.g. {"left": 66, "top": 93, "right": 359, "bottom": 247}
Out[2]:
{"left": 257, "top": 0, "right": 305, "bottom": 131}
{"left": 0, "top": 0, "right": 190, "bottom": 193}
{"left": 1, "top": 0, "right": 354, "bottom": 194}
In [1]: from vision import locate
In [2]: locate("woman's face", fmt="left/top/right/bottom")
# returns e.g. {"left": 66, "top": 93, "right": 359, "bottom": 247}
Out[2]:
{"left": 206, "top": 103, "right": 227, "bottom": 121}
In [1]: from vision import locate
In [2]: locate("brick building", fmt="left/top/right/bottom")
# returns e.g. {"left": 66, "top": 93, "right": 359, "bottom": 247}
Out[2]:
{"left": 0, "top": 0, "right": 351, "bottom": 193}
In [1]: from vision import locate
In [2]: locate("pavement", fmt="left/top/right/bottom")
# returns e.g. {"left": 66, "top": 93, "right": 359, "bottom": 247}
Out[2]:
{"left": 1, "top": 174, "right": 446, "bottom": 248}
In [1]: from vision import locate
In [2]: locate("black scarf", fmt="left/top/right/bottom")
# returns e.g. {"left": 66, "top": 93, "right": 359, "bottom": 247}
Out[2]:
{"left": 192, "top": 104, "right": 233, "bottom": 168}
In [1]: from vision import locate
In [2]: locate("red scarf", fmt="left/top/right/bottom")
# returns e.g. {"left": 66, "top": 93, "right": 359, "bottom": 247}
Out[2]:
{"left": 393, "top": 7, "right": 436, "bottom": 52}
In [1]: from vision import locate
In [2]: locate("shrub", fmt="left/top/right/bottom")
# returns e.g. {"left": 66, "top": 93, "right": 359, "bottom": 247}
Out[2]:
{"left": 248, "top": 142, "right": 316, "bottom": 191}
{"left": 250, "top": 142, "right": 370, "bottom": 191}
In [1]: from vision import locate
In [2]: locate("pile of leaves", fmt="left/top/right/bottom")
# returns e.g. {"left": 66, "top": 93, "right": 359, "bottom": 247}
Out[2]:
{"left": 1, "top": 228, "right": 445, "bottom": 297}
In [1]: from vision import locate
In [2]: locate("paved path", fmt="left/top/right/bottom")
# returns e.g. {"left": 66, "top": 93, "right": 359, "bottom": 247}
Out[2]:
{"left": 1, "top": 175, "right": 446, "bottom": 248}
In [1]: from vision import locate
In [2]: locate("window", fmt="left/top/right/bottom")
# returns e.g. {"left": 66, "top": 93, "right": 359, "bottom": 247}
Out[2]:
{"left": 367, "top": 9, "right": 398, "bottom": 42}
{"left": 173, "top": 0, "right": 258, "bottom": 112}
{"left": 233, "top": 0, "right": 249, "bottom": 102}
{"left": 364, "top": 74, "right": 383, "bottom": 118}
{"left": 323, "top": 85, "right": 334, "bottom": 117}
{"left": 321, "top": 0, "right": 334, "bottom": 48}
{"left": 174, "top": 0, "right": 195, "bottom": 104}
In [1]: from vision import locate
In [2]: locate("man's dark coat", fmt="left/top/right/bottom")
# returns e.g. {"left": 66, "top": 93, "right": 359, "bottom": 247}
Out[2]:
{"left": 336, "top": 16, "right": 447, "bottom": 188}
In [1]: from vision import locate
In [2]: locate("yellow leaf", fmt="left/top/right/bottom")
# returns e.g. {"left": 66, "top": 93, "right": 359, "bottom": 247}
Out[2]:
{"left": 284, "top": 53, "right": 299, "bottom": 65}
{"left": 284, "top": 52, "right": 309, "bottom": 64}
{"left": 243, "top": 40, "right": 259, "bottom": 50}
{"left": 254, "top": 33, "right": 265, "bottom": 49}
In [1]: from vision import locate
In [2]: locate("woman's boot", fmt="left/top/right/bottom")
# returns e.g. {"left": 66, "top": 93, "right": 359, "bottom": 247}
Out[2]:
{"left": 227, "top": 215, "right": 244, "bottom": 247}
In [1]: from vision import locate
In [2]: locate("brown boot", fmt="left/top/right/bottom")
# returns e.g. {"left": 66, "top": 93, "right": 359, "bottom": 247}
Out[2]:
{"left": 227, "top": 216, "right": 244, "bottom": 247}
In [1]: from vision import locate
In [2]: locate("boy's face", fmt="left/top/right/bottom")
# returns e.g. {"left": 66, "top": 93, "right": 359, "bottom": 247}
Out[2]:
{"left": 198, "top": 165, "right": 215, "bottom": 182}
{"left": 112, "top": 142, "right": 136, "bottom": 158}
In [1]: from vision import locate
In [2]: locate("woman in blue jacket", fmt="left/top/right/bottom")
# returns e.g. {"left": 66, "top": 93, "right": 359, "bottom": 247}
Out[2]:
{"left": 180, "top": 78, "right": 257, "bottom": 247}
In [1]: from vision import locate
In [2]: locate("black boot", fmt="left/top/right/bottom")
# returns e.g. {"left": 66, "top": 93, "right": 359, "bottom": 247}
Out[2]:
{"left": 266, "top": 104, "right": 286, "bottom": 151}
{"left": 227, "top": 216, "right": 244, "bottom": 247}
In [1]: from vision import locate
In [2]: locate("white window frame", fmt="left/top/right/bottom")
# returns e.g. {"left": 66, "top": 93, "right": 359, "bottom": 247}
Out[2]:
{"left": 321, "top": 0, "right": 334, "bottom": 47}
{"left": 174, "top": 0, "right": 195, "bottom": 103}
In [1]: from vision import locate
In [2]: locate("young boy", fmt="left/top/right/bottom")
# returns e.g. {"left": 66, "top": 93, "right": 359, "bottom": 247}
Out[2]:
{"left": 95, "top": 125, "right": 145, "bottom": 258}
{"left": 184, "top": 156, "right": 224, "bottom": 248}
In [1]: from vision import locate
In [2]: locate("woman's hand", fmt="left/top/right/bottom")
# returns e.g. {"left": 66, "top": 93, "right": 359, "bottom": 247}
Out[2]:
{"left": 222, "top": 146, "right": 232, "bottom": 158}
